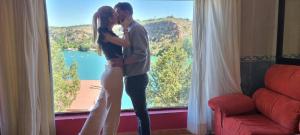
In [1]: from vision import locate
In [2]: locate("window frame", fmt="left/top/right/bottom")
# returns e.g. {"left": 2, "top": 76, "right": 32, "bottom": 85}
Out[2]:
{"left": 44, "top": 0, "right": 193, "bottom": 115}
{"left": 276, "top": 0, "right": 300, "bottom": 65}
{"left": 43, "top": 0, "right": 191, "bottom": 133}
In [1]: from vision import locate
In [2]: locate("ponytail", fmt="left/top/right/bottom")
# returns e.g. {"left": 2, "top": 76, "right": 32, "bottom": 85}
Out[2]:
{"left": 92, "top": 12, "right": 102, "bottom": 55}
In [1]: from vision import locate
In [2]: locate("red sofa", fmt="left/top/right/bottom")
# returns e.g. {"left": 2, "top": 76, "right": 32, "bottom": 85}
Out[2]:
{"left": 208, "top": 64, "right": 300, "bottom": 135}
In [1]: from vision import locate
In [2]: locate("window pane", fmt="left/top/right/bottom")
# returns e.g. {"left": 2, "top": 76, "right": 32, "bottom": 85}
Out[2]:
{"left": 46, "top": 0, "right": 193, "bottom": 113}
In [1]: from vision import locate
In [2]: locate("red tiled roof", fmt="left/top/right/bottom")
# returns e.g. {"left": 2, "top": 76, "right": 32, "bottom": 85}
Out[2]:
{"left": 67, "top": 80, "right": 101, "bottom": 112}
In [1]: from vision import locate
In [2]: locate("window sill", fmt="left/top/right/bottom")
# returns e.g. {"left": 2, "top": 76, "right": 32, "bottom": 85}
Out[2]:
{"left": 55, "top": 108, "right": 187, "bottom": 135}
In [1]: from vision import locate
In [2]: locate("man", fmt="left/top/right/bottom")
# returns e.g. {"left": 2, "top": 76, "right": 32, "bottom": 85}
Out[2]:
{"left": 114, "top": 2, "right": 151, "bottom": 135}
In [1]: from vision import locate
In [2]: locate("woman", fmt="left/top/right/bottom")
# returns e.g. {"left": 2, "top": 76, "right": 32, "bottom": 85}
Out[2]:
{"left": 79, "top": 6, "right": 131, "bottom": 135}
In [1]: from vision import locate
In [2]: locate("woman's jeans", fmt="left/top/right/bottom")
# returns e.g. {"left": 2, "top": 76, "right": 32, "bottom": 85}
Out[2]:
{"left": 79, "top": 65, "right": 123, "bottom": 135}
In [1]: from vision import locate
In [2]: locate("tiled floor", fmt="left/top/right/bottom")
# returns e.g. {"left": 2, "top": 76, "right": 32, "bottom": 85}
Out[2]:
{"left": 118, "top": 129, "right": 193, "bottom": 135}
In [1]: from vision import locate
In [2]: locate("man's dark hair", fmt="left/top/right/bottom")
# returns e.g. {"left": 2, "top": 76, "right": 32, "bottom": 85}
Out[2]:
{"left": 114, "top": 2, "right": 133, "bottom": 15}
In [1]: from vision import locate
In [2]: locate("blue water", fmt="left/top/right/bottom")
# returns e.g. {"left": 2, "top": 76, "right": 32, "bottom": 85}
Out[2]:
{"left": 64, "top": 50, "right": 133, "bottom": 109}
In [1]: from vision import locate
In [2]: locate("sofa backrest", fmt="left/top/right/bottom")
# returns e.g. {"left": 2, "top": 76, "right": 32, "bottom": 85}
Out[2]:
{"left": 254, "top": 64, "right": 300, "bottom": 132}
{"left": 264, "top": 64, "right": 300, "bottom": 101}
{"left": 253, "top": 88, "right": 300, "bottom": 132}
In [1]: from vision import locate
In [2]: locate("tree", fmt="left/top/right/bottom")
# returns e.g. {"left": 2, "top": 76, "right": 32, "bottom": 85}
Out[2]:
{"left": 183, "top": 37, "right": 193, "bottom": 58}
{"left": 147, "top": 40, "right": 192, "bottom": 107}
{"left": 57, "top": 35, "right": 68, "bottom": 49}
{"left": 50, "top": 40, "right": 80, "bottom": 112}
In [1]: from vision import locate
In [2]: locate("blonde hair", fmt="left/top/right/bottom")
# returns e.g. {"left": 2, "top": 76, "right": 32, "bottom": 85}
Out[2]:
{"left": 92, "top": 12, "right": 102, "bottom": 55}
{"left": 92, "top": 6, "right": 114, "bottom": 55}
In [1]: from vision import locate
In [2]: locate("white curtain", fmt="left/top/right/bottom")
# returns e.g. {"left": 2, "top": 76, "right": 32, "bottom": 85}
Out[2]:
{"left": 0, "top": 0, "right": 56, "bottom": 135}
{"left": 188, "top": 0, "right": 242, "bottom": 134}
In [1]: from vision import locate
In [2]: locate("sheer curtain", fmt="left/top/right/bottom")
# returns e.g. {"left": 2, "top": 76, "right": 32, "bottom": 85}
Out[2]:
{"left": 0, "top": 0, "right": 56, "bottom": 135}
{"left": 188, "top": 0, "right": 242, "bottom": 134}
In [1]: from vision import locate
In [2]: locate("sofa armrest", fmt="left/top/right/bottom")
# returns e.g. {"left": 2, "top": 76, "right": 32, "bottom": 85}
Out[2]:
{"left": 208, "top": 93, "right": 256, "bottom": 116}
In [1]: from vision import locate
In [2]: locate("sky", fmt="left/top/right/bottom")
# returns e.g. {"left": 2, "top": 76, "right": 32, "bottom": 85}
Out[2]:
{"left": 46, "top": 0, "right": 194, "bottom": 27}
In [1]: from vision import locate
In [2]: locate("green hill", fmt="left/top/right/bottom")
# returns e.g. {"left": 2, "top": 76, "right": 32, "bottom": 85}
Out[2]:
{"left": 49, "top": 17, "right": 192, "bottom": 54}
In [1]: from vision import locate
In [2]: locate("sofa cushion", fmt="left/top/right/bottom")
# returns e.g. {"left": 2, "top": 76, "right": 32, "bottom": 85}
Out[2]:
{"left": 208, "top": 93, "right": 256, "bottom": 116}
{"left": 265, "top": 64, "right": 300, "bottom": 101}
{"left": 253, "top": 88, "right": 300, "bottom": 132}
{"left": 223, "top": 114, "right": 291, "bottom": 135}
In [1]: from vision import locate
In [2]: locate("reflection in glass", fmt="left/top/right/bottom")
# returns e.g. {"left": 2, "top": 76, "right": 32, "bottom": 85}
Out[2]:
{"left": 283, "top": 0, "right": 300, "bottom": 58}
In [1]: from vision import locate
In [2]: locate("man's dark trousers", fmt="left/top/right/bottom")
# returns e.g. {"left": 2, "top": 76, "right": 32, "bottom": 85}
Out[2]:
{"left": 125, "top": 73, "right": 150, "bottom": 135}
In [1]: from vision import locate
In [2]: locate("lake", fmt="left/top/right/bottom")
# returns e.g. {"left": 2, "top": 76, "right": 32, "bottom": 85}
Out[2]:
{"left": 64, "top": 50, "right": 133, "bottom": 109}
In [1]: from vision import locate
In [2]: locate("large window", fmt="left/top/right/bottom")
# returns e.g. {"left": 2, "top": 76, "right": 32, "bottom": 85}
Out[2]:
{"left": 46, "top": 0, "right": 193, "bottom": 113}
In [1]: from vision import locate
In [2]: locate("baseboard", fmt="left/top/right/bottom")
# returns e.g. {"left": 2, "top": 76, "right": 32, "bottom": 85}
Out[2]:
{"left": 117, "top": 128, "right": 192, "bottom": 135}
